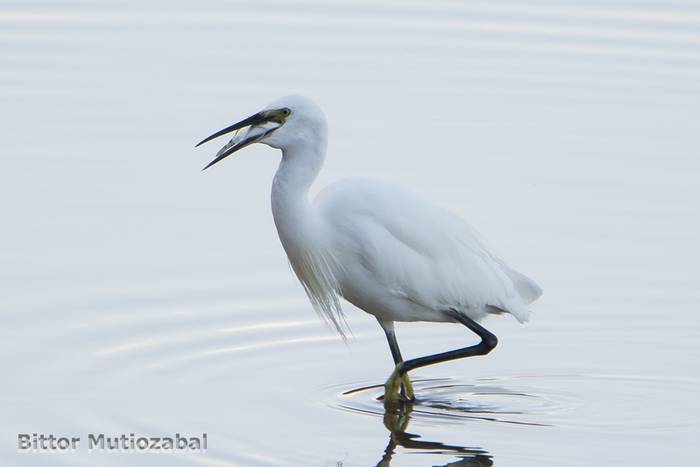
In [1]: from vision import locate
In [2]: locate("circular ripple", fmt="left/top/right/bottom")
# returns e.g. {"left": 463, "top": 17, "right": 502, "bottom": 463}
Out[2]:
{"left": 323, "top": 373, "right": 700, "bottom": 431}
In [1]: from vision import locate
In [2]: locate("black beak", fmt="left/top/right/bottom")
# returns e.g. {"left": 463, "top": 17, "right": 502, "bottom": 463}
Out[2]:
{"left": 195, "top": 112, "right": 272, "bottom": 170}
{"left": 195, "top": 112, "right": 267, "bottom": 148}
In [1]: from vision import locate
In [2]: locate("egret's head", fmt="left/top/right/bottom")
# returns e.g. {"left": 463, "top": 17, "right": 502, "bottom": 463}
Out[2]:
{"left": 196, "top": 95, "right": 326, "bottom": 170}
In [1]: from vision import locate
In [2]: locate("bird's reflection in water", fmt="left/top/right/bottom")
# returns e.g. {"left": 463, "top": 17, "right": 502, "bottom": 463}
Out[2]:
{"left": 375, "top": 402, "right": 493, "bottom": 467}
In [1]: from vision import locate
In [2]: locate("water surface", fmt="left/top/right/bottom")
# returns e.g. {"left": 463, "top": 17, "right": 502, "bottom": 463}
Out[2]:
{"left": 2, "top": 1, "right": 699, "bottom": 465}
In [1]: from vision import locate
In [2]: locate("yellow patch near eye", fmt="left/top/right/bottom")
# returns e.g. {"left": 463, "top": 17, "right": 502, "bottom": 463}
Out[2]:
{"left": 265, "top": 108, "right": 290, "bottom": 125}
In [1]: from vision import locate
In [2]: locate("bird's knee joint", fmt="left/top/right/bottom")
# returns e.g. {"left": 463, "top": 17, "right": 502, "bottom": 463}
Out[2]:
{"left": 481, "top": 333, "right": 498, "bottom": 352}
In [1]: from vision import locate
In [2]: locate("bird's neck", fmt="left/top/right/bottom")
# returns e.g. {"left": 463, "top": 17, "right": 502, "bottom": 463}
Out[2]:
{"left": 271, "top": 139, "right": 327, "bottom": 254}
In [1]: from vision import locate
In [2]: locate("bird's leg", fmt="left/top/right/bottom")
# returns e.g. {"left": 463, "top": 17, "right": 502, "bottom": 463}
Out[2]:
{"left": 395, "top": 309, "right": 498, "bottom": 382}
{"left": 401, "top": 373, "right": 415, "bottom": 400}
{"left": 383, "top": 325, "right": 415, "bottom": 399}
{"left": 382, "top": 324, "right": 415, "bottom": 405}
{"left": 384, "top": 363, "right": 404, "bottom": 408}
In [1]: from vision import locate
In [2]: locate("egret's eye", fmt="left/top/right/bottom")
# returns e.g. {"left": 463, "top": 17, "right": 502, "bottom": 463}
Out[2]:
{"left": 282, "top": 108, "right": 291, "bottom": 117}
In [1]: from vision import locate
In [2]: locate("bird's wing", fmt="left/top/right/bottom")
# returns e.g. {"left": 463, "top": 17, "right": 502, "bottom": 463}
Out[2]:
{"left": 315, "top": 178, "right": 541, "bottom": 322}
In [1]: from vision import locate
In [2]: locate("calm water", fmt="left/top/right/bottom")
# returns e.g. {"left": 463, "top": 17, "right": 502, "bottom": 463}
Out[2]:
{"left": 2, "top": 1, "right": 699, "bottom": 465}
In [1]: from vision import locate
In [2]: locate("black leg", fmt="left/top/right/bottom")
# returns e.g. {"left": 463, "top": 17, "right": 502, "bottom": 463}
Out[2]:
{"left": 382, "top": 324, "right": 412, "bottom": 398}
{"left": 399, "top": 309, "right": 498, "bottom": 375}
{"left": 382, "top": 325, "right": 404, "bottom": 366}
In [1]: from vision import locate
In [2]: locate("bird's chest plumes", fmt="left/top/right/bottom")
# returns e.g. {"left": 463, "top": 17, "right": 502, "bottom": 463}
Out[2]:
{"left": 271, "top": 188, "right": 347, "bottom": 337}
{"left": 272, "top": 203, "right": 336, "bottom": 295}
{"left": 280, "top": 229, "right": 348, "bottom": 337}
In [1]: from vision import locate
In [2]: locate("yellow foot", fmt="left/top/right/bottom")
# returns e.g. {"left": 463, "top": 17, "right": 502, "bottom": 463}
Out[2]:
{"left": 384, "top": 363, "right": 404, "bottom": 409}
{"left": 401, "top": 373, "right": 415, "bottom": 401}
{"left": 384, "top": 363, "right": 416, "bottom": 408}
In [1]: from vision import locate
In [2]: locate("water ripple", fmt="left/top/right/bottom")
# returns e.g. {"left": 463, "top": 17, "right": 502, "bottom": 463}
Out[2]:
{"left": 324, "top": 373, "right": 700, "bottom": 432}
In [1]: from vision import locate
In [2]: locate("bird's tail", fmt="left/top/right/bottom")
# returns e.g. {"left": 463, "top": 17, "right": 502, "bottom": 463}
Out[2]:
{"left": 490, "top": 260, "right": 543, "bottom": 323}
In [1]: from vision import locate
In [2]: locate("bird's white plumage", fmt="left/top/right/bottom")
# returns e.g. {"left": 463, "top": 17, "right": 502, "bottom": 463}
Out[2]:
{"left": 315, "top": 177, "right": 541, "bottom": 326}
{"left": 210, "top": 95, "right": 541, "bottom": 338}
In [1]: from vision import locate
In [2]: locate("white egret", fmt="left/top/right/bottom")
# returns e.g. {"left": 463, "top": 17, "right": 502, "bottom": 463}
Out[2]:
{"left": 195, "top": 95, "right": 542, "bottom": 407}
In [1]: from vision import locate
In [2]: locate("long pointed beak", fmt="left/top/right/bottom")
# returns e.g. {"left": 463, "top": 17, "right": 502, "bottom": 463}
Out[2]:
{"left": 196, "top": 112, "right": 276, "bottom": 170}
{"left": 195, "top": 112, "right": 266, "bottom": 148}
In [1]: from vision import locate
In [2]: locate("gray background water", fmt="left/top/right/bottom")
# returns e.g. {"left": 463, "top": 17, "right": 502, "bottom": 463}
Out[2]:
{"left": 2, "top": 1, "right": 699, "bottom": 465}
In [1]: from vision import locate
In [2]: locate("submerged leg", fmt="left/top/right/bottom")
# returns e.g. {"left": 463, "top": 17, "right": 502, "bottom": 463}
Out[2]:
{"left": 381, "top": 323, "right": 415, "bottom": 401}
{"left": 384, "top": 309, "right": 498, "bottom": 408}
